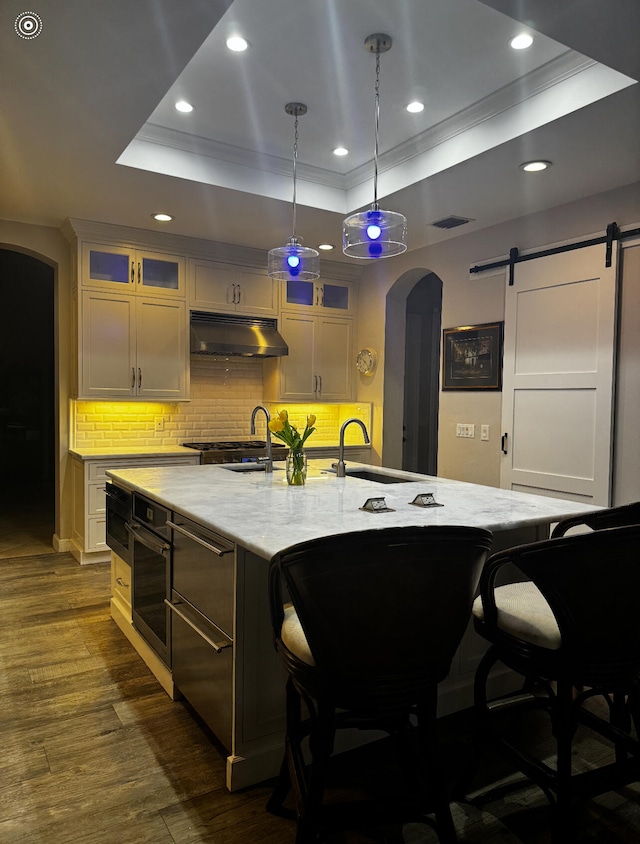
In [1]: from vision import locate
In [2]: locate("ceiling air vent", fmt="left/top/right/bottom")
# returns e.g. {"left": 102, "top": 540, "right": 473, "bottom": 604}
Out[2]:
{"left": 430, "top": 215, "right": 474, "bottom": 230}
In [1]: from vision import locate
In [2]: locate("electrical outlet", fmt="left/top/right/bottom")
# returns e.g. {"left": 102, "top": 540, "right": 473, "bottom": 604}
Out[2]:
{"left": 456, "top": 423, "right": 475, "bottom": 438}
{"left": 154, "top": 416, "right": 164, "bottom": 432}
{"left": 481, "top": 424, "right": 490, "bottom": 441}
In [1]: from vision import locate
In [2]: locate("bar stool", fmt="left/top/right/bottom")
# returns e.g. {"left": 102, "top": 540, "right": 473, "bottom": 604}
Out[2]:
{"left": 470, "top": 524, "right": 640, "bottom": 841}
{"left": 267, "top": 525, "right": 493, "bottom": 844}
{"left": 551, "top": 499, "right": 640, "bottom": 537}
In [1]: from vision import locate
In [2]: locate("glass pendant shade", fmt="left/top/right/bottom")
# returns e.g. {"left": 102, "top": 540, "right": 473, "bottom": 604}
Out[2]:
{"left": 342, "top": 207, "right": 407, "bottom": 258}
{"left": 268, "top": 237, "right": 319, "bottom": 280}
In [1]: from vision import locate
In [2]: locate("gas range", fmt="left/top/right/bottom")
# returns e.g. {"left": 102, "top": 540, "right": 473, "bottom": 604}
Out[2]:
{"left": 182, "top": 440, "right": 288, "bottom": 465}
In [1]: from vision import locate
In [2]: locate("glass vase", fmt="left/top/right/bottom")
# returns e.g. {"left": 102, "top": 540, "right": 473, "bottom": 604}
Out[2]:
{"left": 286, "top": 449, "right": 307, "bottom": 486}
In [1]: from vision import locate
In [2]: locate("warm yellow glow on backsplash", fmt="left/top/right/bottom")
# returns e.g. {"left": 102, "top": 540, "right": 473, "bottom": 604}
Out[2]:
{"left": 265, "top": 404, "right": 372, "bottom": 446}
{"left": 72, "top": 357, "right": 371, "bottom": 448}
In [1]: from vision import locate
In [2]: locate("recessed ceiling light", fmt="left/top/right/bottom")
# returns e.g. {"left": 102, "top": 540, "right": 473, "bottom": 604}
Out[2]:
{"left": 152, "top": 213, "right": 174, "bottom": 222}
{"left": 318, "top": 244, "right": 334, "bottom": 251}
{"left": 175, "top": 100, "right": 194, "bottom": 113}
{"left": 333, "top": 147, "right": 349, "bottom": 157}
{"left": 520, "top": 160, "right": 551, "bottom": 172}
{"left": 406, "top": 101, "right": 424, "bottom": 113}
{"left": 510, "top": 33, "right": 534, "bottom": 50}
{"left": 226, "top": 35, "right": 249, "bottom": 52}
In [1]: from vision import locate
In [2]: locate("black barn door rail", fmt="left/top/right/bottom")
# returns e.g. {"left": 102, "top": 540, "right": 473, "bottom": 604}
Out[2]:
{"left": 470, "top": 222, "right": 640, "bottom": 285}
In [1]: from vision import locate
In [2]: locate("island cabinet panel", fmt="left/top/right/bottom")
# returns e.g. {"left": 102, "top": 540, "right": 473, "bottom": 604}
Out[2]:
{"left": 264, "top": 311, "right": 354, "bottom": 402}
{"left": 235, "top": 549, "right": 287, "bottom": 745}
{"left": 189, "top": 258, "right": 278, "bottom": 316}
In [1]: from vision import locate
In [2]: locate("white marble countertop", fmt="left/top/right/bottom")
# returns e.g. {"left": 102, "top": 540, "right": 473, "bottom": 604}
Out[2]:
{"left": 106, "top": 460, "right": 602, "bottom": 560}
{"left": 69, "top": 445, "right": 200, "bottom": 460}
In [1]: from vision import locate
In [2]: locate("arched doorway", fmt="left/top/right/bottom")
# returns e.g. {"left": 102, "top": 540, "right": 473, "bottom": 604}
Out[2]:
{"left": 0, "top": 249, "right": 56, "bottom": 557}
{"left": 382, "top": 269, "right": 443, "bottom": 472}
{"left": 402, "top": 274, "right": 443, "bottom": 474}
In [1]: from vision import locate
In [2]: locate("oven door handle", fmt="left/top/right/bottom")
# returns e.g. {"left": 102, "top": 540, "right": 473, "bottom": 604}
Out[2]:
{"left": 166, "top": 520, "right": 234, "bottom": 556}
{"left": 165, "top": 599, "right": 232, "bottom": 653}
{"left": 126, "top": 522, "right": 171, "bottom": 556}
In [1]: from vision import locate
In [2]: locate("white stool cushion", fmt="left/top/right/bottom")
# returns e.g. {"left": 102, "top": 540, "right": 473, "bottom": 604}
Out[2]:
{"left": 473, "top": 581, "right": 561, "bottom": 650}
{"left": 281, "top": 604, "right": 315, "bottom": 665}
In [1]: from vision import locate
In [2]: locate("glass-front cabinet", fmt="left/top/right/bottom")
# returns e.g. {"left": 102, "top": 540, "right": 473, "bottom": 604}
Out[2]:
{"left": 82, "top": 243, "right": 185, "bottom": 298}
{"left": 282, "top": 278, "right": 353, "bottom": 315}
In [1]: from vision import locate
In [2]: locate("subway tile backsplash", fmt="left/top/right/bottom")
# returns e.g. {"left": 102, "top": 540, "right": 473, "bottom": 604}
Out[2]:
{"left": 72, "top": 356, "right": 371, "bottom": 447}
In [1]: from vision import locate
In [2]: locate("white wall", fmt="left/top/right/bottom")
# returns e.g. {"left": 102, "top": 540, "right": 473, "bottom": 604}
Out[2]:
{"left": 614, "top": 240, "right": 640, "bottom": 505}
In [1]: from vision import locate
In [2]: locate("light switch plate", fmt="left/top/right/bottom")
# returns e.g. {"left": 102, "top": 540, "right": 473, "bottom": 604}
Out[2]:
{"left": 481, "top": 425, "right": 490, "bottom": 441}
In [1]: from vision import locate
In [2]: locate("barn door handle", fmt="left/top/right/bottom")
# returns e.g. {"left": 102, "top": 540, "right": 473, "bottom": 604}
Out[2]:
{"left": 501, "top": 433, "right": 508, "bottom": 454}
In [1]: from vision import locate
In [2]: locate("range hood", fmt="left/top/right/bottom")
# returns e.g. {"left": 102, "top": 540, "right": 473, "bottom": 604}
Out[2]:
{"left": 190, "top": 312, "right": 288, "bottom": 357}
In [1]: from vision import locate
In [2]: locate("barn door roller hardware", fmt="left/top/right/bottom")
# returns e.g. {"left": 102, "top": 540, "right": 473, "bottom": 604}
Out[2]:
{"left": 470, "top": 221, "right": 640, "bottom": 285}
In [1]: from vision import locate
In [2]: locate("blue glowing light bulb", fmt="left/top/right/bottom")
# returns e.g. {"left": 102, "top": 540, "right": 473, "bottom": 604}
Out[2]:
{"left": 287, "top": 254, "right": 301, "bottom": 269}
{"left": 366, "top": 223, "right": 382, "bottom": 240}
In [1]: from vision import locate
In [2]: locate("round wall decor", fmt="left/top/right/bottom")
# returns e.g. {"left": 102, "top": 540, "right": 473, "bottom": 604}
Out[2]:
{"left": 356, "top": 347, "right": 377, "bottom": 375}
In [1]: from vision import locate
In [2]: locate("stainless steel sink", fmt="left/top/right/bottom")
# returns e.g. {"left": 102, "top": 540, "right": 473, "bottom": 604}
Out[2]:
{"left": 324, "top": 468, "right": 410, "bottom": 484}
{"left": 221, "top": 463, "right": 282, "bottom": 473}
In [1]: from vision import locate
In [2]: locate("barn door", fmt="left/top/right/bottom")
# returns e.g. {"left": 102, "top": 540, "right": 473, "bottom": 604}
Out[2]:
{"left": 500, "top": 242, "right": 618, "bottom": 505}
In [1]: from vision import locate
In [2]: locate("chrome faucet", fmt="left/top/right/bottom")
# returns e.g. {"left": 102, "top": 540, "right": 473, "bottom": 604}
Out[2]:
{"left": 250, "top": 405, "right": 273, "bottom": 473}
{"left": 335, "top": 418, "right": 370, "bottom": 477}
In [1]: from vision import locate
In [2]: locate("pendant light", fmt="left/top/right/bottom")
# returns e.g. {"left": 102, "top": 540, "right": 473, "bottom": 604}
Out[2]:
{"left": 268, "top": 103, "right": 320, "bottom": 280}
{"left": 342, "top": 34, "right": 407, "bottom": 259}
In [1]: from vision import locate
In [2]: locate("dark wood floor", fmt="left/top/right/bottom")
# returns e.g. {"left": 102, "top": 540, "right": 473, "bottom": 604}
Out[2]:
{"left": 2, "top": 552, "right": 640, "bottom": 843}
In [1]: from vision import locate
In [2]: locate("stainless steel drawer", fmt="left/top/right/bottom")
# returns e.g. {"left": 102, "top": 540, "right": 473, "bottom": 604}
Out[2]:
{"left": 169, "top": 516, "right": 235, "bottom": 637}
{"left": 168, "top": 594, "right": 233, "bottom": 752}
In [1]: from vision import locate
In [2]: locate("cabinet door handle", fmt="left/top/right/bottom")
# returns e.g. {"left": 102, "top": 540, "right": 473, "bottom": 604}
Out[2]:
{"left": 138, "top": 367, "right": 142, "bottom": 389}
{"left": 313, "top": 374, "right": 318, "bottom": 394}
{"left": 131, "top": 367, "right": 136, "bottom": 389}
{"left": 130, "top": 261, "right": 135, "bottom": 284}
{"left": 318, "top": 374, "right": 322, "bottom": 395}
{"left": 115, "top": 576, "right": 129, "bottom": 589}
{"left": 236, "top": 284, "right": 241, "bottom": 304}
{"left": 229, "top": 283, "right": 236, "bottom": 305}
{"left": 137, "top": 261, "right": 141, "bottom": 284}
{"left": 501, "top": 433, "right": 508, "bottom": 454}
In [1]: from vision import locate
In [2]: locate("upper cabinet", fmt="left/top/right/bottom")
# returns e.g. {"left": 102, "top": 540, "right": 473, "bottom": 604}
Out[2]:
{"left": 79, "top": 291, "right": 188, "bottom": 400}
{"left": 82, "top": 243, "right": 186, "bottom": 298}
{"left": 281, "top": 278, "right": 353, "bottom": 316}
{"left": 189, "top": 258, "right": 278, "bottom": 316}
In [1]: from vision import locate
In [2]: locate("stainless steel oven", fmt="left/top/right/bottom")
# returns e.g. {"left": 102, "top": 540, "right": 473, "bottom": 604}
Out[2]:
{"left": 128, "top": 494, "right": 172, "bottom": 666}
{"left": 105, "top": 482, "right": 132, "bottom": 564}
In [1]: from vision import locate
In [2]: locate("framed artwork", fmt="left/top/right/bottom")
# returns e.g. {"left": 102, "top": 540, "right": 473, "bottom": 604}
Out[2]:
{"left": 442, "top": 322, "right": 504, "bottom": 391}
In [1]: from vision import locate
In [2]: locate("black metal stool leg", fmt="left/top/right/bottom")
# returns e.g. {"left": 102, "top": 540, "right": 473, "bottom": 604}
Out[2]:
{"left": 296, "top": 697, "right": 335, "bottom": 844}
{"left": 417, "top": 689, "right": 458, "bottom": 844}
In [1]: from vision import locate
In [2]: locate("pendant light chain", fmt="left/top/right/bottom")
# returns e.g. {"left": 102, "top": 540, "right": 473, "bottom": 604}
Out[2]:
{"left": 372, "top": 46, "right": 381, "bottom": 211}
{"left": 291, "top": 110, "right": 299, "bottom": 239}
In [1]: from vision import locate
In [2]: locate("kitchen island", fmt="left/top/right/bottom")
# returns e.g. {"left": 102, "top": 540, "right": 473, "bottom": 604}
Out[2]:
{"left": 106, "top": 459, "right": 601, "bottom": 791}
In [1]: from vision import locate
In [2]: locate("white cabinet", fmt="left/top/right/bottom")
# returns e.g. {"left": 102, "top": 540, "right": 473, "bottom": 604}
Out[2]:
{"left": 264, "top": 312, "right": 354, "bottom": 402}
{"left": 190, "top": 258, "right": 278, "bottom": 316}
{"left": 71, "top": 453, "right": 200, "bottom": 564}
{"left": 82, "top": 243, "right": 186, "bottom": 298}
{"left": 78, "top": 291, "right": 188, "bottom": 399}
{"left": 281, "top": 277, "right": 353, "bottom": 315}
